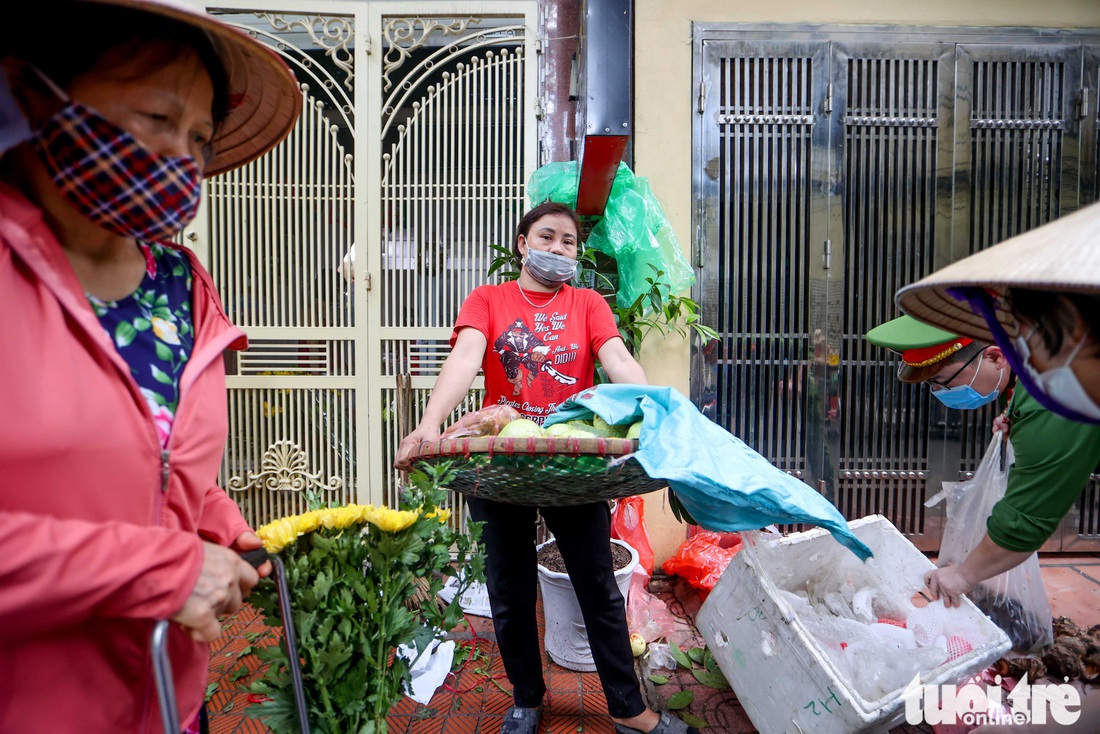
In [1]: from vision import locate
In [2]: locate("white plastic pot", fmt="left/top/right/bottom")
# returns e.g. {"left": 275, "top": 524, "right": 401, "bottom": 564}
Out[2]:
{"left": 536, "top": 538, "right": 638, "bottom": 672}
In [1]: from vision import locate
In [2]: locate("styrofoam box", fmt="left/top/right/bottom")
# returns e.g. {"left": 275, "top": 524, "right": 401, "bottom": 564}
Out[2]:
{"left": 695, "top": 515, "right": 1011, "bottom": 734}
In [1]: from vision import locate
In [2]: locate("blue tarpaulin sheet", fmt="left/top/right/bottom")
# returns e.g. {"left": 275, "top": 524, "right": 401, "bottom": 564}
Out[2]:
{"left": 545, "top": 384, "right": 873, "bottom": 561}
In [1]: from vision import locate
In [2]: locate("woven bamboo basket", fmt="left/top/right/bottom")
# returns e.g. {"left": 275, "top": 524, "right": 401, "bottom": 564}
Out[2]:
{"left": 411, "top": 435, "right": 667, "bottom": 506}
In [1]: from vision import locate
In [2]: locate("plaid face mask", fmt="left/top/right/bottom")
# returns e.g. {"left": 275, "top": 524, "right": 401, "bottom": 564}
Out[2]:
{"left": 33, "top": 100, "right": 202, "bottom": 242}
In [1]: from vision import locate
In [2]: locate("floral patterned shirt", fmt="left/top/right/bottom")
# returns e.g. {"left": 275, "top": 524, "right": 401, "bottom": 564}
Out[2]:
{"left": 88, "top": 242, "right": 194, "bottom": 448}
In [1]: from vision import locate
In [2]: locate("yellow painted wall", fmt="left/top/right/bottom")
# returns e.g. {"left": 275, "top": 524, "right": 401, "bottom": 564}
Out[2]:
{"left": 633, "top": 0, "right": 1100, "bottom": 566}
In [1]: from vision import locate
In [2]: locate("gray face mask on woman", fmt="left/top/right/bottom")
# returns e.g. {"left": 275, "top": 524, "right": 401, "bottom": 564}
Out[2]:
{"left": 522, "top": 247, "right": 577, "bottom": 286}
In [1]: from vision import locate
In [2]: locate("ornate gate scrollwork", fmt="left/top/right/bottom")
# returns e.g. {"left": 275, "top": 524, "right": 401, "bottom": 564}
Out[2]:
{"left": 227, "top": 440, "right": 344, "bottom": 494}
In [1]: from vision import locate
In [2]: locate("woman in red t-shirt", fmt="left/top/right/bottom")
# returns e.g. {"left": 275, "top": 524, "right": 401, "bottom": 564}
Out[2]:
{"left": 395, "top": 202, "right": 697, "bottom": 734}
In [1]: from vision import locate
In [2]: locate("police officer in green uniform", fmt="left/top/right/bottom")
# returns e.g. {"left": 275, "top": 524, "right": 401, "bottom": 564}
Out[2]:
{"left": 867, "top": 315, "right": 1100, "bottom": 616}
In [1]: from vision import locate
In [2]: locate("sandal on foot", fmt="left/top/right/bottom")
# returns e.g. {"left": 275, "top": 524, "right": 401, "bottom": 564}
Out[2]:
{"left": 613, "top": 711, "right": 701, "bottom": 734}
{"left": 501, "top": 705, "right": 542, "bottom": 734}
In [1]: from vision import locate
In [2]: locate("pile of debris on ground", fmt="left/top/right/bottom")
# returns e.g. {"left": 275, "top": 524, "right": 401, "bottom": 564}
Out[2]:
{"left": 994, "top": 615, "right": 1100, "bottom": 683}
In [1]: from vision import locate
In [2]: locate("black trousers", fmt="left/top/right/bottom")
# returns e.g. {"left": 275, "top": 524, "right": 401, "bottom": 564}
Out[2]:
{"left": 465, "top": 497, "right": 645, "bottom": 718}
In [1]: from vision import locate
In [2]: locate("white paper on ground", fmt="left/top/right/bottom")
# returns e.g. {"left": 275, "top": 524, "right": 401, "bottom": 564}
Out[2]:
{"left": 396, "top": 637, "right": 456, "bottom": 705}
{"left": 437, "top": 575, "right": 493, "bottom": 617}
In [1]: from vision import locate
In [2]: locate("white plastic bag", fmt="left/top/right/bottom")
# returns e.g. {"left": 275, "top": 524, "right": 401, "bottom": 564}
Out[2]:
{"left": 927, "top": 435, "right": 1053, "bottom": 652}
{"left": 396, "top": 636, "right": 456, "bottom": 704}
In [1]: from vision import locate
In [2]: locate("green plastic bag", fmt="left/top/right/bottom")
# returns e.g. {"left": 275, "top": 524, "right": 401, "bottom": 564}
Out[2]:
{"left": 526, "top": 161, "right": 695, "bottom": 309}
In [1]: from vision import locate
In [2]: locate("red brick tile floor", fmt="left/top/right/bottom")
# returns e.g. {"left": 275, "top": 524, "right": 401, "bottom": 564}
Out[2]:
{"left": 205, "top": 553, "right": 1100, "bottom": 734}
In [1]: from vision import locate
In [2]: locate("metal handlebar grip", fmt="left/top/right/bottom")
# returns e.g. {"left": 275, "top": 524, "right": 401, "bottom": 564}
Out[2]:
{"left": 151, "top": 547, "right": 312, "bottom": 734}
{"left": 151, "top": 619, "right": 179, "bottom": 734}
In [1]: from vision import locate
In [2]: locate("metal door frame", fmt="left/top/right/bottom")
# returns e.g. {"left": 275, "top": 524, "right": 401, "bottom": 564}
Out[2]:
{"left": 692, "top": 37, "right": 830, "bottom": 485}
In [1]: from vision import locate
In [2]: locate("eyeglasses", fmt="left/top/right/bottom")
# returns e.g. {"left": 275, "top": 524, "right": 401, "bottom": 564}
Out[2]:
{"left": 925, "top": 348, "right": 987, "bottom": 391}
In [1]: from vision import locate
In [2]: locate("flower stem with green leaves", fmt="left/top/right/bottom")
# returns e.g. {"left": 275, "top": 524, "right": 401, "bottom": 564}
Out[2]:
{"left": 247, "top": 462, "right": 483, "bottom": 734}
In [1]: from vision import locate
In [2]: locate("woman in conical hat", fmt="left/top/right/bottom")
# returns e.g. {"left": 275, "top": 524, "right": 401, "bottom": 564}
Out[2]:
{"left": 897, "top": 205, "right": 1100, "bottom": 734}
{"left": 0, "top": 1, "right": 300, "bottom": 731}
{"left": 897, "top": 200, "right": 1100, "bottom": 425}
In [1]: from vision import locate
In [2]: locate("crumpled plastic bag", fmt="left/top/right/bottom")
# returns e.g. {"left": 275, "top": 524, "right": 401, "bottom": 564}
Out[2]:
{"left": 610, "top": 498, "right": 674, "bottom": 641}
{"left": 396, "top": 637, "right": 456, "bottom": 704}
{"left": 440, "top": 404, "right": 521, "bottom": 439}
{"left": 611, "top": 496, "right": 655, "bottom": 577}
{"left": 926, "top": 435, "right": 1054, "bottom": 652}
{"left": 527, "top": 161, "right": 695, "bottom": 310}
{"left": 661, "top": 530, "right": 742, "bottom": 600}
{"left": 544, "top": 384, "right": 874, "bottom": 561}
{"left": 625, "top": 565, "right": 678, "bottom": 643}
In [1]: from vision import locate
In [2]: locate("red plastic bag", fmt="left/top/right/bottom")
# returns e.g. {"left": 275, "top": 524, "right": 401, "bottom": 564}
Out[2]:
{"left": 661, "top": 530, "right": 742, "bottom": 600}
{"left": 611, "top": 496, "right": 654, "bottom": 577}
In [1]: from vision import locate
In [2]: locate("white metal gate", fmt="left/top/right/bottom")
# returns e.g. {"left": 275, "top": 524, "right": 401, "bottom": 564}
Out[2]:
{"left": 186, "top": 1, "right": 538, "bottom": 528}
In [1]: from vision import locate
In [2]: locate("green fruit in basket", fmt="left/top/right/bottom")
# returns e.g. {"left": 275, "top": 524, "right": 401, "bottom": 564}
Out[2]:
{"left": 568, "top": 419, "right": 610, "bottom": 437}
{"left": 626, "top": 421, "right": 643, "bottom": 440}
{"left": 559, "top": 428, "right": 598, "bottom": 438}
{"left": 593, "top": 414, "right": 629, "bottom": 438}
{"left": 498, "top": 418, "right": 546, "bottom": 438}
{"left": 545, "top": 422, "right": 572, "bottom": 437}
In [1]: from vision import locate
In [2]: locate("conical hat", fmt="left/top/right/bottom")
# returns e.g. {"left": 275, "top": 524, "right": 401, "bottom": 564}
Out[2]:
{"left": 23, "top": 0, "right": 302, "bottom": 177}
{"left": 896, "top": 200, "right": 1100, "bottom": 340}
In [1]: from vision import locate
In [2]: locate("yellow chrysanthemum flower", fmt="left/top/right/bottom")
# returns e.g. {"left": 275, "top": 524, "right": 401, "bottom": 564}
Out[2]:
{"left": 339, "top": 505, "right": 370, "bottom": 529}
{"left": 425, "top": 508, "right": 452, "bottom": 523}
{"left": 257, "top": 502, "right": 437, "bottom": 552}
{"left": 364, "top": 506, "right": 419, "bottom": 533}
{"left": 257, "top": 517, "right": 301, "bottom": 553}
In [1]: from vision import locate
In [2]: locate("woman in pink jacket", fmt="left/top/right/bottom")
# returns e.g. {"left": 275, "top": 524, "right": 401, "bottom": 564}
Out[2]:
{"left": 0, "top": 1, "right": 300, "bottom": 731}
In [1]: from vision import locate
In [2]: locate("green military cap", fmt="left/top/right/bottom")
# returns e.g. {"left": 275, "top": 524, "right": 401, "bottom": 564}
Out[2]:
{"left": 865, "top": 315, "right": 974, "bottom": 384}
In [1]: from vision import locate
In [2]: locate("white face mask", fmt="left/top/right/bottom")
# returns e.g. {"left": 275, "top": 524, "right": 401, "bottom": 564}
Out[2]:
{"left": 1014, "top": 326, "right": 1100, "bottom": 421}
